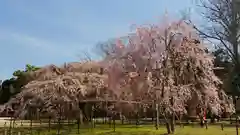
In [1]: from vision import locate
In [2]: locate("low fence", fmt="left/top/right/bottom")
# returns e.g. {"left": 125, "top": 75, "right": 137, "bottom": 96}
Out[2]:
{"left": 0, "top": 117, "right": 238, "bottom": 135}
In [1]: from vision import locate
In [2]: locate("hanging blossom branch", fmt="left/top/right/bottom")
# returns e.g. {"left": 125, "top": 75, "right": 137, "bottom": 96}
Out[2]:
{"left": 103, "top": 17, "right": 235, "bottom": 116}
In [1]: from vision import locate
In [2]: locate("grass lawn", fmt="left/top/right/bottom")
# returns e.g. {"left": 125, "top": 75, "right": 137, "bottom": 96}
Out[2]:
{"left": 0, "top": 118, "right": 237, "bottom": 135}
{"left": 5, "top": 124, "right": 235, "bottom": 135}
{"left": 80, "top": 125, "right": 236, "bottom": 135}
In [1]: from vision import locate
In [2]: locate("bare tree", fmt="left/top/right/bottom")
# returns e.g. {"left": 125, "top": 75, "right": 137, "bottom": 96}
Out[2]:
{"left": 184, "top": 0, "right": 240, "bottom": 109}
{"left": 188, "top": 0, "right": 240, "bottom": 69}
{"left": 95, "top": 40, "right": 116, "bottom": 59}
{"left": 95, "top": 36, "right": 131, "bottom": 59}
{"left": 77, "top": 50, "right": 93, "bottom": 62}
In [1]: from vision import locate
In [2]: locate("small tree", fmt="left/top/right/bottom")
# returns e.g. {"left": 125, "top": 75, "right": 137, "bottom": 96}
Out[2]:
{"left": 104, "top": 17, "right": 234, "bottom": 134}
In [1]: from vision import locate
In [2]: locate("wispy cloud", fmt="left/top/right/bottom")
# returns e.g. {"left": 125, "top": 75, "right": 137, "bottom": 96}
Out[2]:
{"left": 0, "top": 0, "right": 195, "bottom": 79}
{"left": 1, "top": 31, "right": 83, "bottom": 58}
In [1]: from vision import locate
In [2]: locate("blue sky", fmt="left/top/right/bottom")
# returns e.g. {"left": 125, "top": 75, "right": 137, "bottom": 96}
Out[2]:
{"left": 0, "top": 0, "right": 196, "bottom": 80}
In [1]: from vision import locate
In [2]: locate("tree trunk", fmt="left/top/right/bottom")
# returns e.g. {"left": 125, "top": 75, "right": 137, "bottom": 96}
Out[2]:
{"left": 210, "top": 115, "right": 216, "bottom": 123}
{"left": 236, "top": 116, "right": 239, "bottom": 135}
{"left": 187, "top": 96, "right": 198, "bottom": 121}
{"left": 79, "top": 109, "right": 83, "bottom": 125}
{"left": 113, "top": 115, "right": 116, "bottom": 132}
{"left": 152, "top": 102, "right": 155, "bottom": 124}
{"left": 164, "top": 114, "right": 172, "bottom": 134}
{"left": 166, "top": 121, "right": 171, "bottom": 134}
{"left": 48, "top": 117, "right": 51, "bottom": 132}
{"left": 200, "top": 118, "right": 204, "bottom": 128}
{"left": 155, "top": 104, "right": 159, "bottom": 130}
{"left": 136, "top": 112, "right": 139, "bottom": 127}
{"left": 120, "top": 112, "right": 124, "bottom": 124}
{"left": 170, "top": 114, "right": 175, "bottom": 133}
{"left": 91, "top": 105, "right": 94, "bottom": 128}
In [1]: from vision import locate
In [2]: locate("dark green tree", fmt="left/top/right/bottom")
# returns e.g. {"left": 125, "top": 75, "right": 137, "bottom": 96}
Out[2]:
{"left": 0, "top": 64, "right": 40, "bottom": 104}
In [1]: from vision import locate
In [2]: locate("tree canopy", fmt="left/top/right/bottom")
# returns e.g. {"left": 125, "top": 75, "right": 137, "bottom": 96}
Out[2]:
{"left": 0, "top": 15, "right": 235, "bottom": 135}
{"left": 0, "top": 62, "right": 109, "bottom": 119}
{"left": 0, "top": 64, "right": 40, "bottom": 104}
{"left": 103, "top": 19, "right": 234, "bottom": 133}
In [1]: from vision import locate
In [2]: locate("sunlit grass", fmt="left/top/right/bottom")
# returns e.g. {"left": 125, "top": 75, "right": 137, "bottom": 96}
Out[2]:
{"left": 30, "top": 124, "right": 237, "bottom": 135}
{"left": 0, "top": 118, "right": 237, "bottom": 135}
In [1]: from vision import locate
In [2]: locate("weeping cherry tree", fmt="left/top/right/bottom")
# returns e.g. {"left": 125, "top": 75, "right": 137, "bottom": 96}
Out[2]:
{"left": 103, "top": 17, "right": 234, "bottom": 134}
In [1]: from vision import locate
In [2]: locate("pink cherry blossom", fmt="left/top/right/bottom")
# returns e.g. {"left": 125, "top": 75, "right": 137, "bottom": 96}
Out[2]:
{"left": 103, "top": 18, "right": 234, "bottom": 116}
